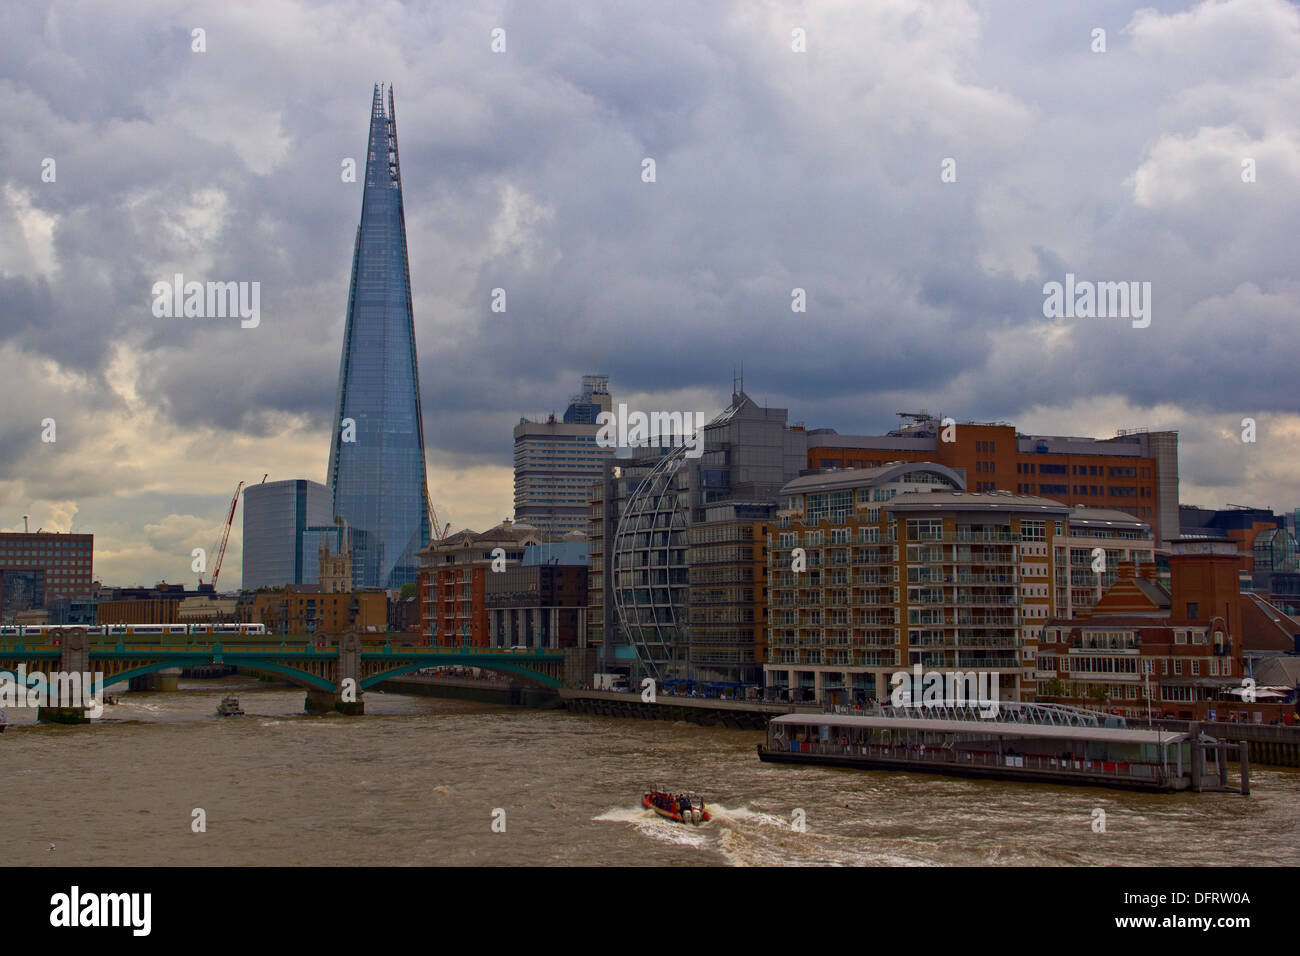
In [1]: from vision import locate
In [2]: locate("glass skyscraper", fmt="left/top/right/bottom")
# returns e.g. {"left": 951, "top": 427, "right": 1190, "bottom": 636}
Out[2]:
{"left": 241, "top": 480, "right": 333, "bottom": 590}
{"left": 327, "top": 84, "right": 431, "bottom": 590}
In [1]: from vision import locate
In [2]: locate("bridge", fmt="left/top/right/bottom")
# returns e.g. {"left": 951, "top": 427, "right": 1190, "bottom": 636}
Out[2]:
{"left": 0, "top": 627, "right": 566, "bottom": 722}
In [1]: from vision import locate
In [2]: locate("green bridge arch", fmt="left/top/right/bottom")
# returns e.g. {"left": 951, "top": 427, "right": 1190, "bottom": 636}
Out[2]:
{"left": 1, "top": 645, "right": 565, "bottom": 696}
{"left": 359, "top": 658, "right": 562, "bottom": 690}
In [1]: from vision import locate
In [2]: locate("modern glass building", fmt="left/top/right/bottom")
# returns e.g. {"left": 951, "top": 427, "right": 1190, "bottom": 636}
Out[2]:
{"left": 590, "top": 390, "right": 809, "bottom": 686}
{"left": 327, "top": 84, "right": 431, "bottom": 589}
{"left": 241, "top": 480, "right": 333, "bottom": 590}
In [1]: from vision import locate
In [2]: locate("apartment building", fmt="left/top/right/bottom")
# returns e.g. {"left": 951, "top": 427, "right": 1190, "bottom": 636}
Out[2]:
{"left": 764, "top": 463, "right": 1071, "bottom": 705}
{"left": 419, "top": 520, "right": 541, "bottom": 647}
{"left": 1058, "top": 507, "right": 1158, "bottom": 616}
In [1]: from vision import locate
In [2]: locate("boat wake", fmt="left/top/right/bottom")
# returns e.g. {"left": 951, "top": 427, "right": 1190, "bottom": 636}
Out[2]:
{"left": 593, "top": 806, "right": 712, "bottom": 848}
{"left": 596, "top": 802, "right": 943, "bottom": 866}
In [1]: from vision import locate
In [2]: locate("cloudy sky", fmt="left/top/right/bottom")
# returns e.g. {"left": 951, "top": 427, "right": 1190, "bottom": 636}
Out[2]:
{"left": 0, "top": 0, "right": 1296, "bottom": 588}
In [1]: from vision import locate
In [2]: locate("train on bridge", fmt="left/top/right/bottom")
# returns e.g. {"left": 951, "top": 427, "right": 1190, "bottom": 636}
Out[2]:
{"left": 0, "top": 623, "right": 269, "bottom": 641}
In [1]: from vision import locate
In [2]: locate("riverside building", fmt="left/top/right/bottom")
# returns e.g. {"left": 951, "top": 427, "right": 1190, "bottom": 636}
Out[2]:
{"left": 1058, "top": 507, "right": 1158, "bottom": 615}
{"left": 587, "top": 390, "right": 807, "bottom": 687}
{"left": 1036, "top": 540, "right": 1297, "bottom": 722}
{"left": 764, "top": 465, "right": 1071, "bottom": 706}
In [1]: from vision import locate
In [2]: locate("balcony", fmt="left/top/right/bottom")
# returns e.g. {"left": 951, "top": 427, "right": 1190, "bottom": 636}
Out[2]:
{"left": 953, "top": 594, "right": 1020, "bottom": 606}
{"left": 955, "top": 654, "right": 1019, "bottom": 668}
{"left": 857, "top": 573, "right": 891, "bottom": 585}
{"left": 860, "top": 651, "right": 899, "bottom": 667}
{"left": 953, "top": 531, "right": 1019, "bottom": 543}
{"left": 954, "top": 550, "right": 1017, "bottom": 566}
{"left": 955, "top": 614, "right": 1017, "bottom": 627}
{"left": 854, "top": 636, "right": 896, "bottom": 649}
{"left": 954, "top": 571, "right": 1018, "bottom": 584}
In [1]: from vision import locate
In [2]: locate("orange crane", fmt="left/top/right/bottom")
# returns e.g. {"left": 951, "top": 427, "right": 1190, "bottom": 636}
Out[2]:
{"left": 201, "top": 481, "right": 243, "bottom": 589}
{"left": 422, "top": 480, "right": 450, "bottom": 542}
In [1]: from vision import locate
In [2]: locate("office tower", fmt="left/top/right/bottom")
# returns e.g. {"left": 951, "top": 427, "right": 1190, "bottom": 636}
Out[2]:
{"left": 0, "top": 532, "right": 94, "bottom": 620}
{"left": 327, "top": 84, "right": 431, "bottom": 589}
{"left": 513, "top": 374, "right": 614, "bottom": 535}
{"left": 241, "top": 479, "right": 332, "bottom": 590}
{"left": 588, "top": 390, "right": 808, "bottom": 687}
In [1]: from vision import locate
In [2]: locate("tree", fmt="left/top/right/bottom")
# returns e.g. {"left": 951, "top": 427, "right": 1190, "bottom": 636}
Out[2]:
{"left": 399, "top": 582, "right": 418, "bottom": 601}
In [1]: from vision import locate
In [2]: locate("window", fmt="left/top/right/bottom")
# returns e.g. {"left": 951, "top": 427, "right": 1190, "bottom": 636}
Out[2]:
{"left": 908, "top": 518, "right": 943, "bottom": 541}
{"left": 1021, "top": 520, "right": 1046, "bottom": 541}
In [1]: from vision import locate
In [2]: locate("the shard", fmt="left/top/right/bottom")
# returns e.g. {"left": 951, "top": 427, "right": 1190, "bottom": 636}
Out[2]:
{"left": 327, "top": 84, "right": 430, "bottom": 590}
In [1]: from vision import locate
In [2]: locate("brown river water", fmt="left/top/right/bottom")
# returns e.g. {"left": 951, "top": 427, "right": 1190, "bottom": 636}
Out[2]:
{"left": 4, "top": 676, "right": 1299, "bottom": 866}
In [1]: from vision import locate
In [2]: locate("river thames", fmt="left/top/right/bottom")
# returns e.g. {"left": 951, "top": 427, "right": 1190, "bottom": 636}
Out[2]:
{"left": 5, "top": 676, "right": 1299, "bottom": 866}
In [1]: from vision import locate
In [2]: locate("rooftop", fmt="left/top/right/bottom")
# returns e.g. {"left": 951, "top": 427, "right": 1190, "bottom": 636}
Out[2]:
{"left": 770, "top": 713, "right": 1190, "bottom": 745}
{"left": 889, "top": 490, "right": 1072, "bottom": 515}
{"left": 1067, "top": 506, "right": 1152, "bottom": 531}
{"left": 780, "top": 462, "right": 965, "bottom": 495}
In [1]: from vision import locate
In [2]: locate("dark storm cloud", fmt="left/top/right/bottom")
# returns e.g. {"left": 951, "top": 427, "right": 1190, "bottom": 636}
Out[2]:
{"left": 1, "top": 0, "right": 1297, "bottom": 511}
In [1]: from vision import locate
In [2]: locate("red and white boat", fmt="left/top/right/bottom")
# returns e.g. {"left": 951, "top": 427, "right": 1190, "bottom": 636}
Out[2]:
{"left": 642, "top": 789, "right": 710, "bottom": 825}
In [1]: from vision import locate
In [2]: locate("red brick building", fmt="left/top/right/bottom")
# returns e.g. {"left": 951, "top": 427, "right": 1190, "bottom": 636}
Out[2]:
{"left": 1037, "top": 541, "right": 1296, "bottom": 721}
{"left": 806, "top": 417, "right": 1176, "bottom": 546}
{"left": 418, "top": 520, "right": 540, "bottom": 647}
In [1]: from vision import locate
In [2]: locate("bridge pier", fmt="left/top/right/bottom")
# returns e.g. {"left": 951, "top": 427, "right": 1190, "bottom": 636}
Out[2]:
{"left": 37, "top": 627, "right": 92, "bottom": 724}
{"left": 128, "top": 668, "right": 181, "bottom": 693}
{"left": 304, "top": 629, "right": 364, "bottom": 715}
{"left": 304, "top": 687, "right": 363, "bottom": 715}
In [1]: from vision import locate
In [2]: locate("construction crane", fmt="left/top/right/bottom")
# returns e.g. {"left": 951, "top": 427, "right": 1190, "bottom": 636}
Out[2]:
{"left": 201, "top": 481, "right": 243, "bottom": 589}
{"left": 422, "top": 480, "right": 450, "bottom": 542}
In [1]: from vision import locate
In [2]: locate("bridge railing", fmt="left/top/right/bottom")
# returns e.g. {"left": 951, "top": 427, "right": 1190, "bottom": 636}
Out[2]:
{"left": 1, "top": 642, "right": 566, "bottom": 658}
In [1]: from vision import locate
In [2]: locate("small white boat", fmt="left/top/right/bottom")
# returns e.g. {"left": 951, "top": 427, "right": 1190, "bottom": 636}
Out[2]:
{"left": 217, "top": 696, "right": 244, "bottom": 717}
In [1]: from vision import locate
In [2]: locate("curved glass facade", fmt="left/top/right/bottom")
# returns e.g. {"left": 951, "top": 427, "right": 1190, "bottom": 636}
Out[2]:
{"left": 612, "top": 448, "right": 692, "bottom": 680}
{"left": 327, "top": 85, "right": 430, "bottom": 589}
